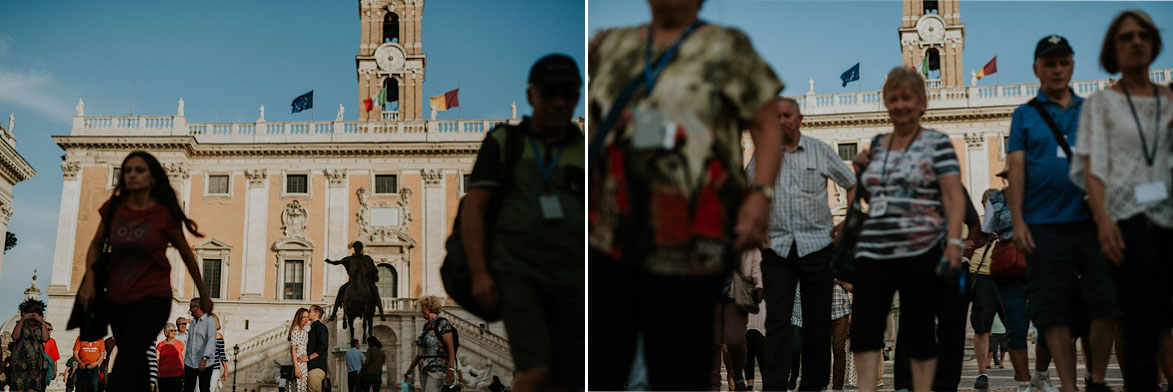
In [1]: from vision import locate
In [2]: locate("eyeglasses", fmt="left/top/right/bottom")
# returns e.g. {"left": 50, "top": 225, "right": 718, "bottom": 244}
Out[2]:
{"left": 166, "top": 330, "right": 177, "bottom": 332}
{"left": 178, "top": 323, "right": 188, "bottom": 326}
{"left": 1117, "top": 31, "right": 1153, "bottom": 43}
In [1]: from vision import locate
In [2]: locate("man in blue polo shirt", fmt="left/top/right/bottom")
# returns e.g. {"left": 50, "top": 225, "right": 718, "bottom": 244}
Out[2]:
{"left": 1005, "top": 35, "right": 1121, "bottom": 392}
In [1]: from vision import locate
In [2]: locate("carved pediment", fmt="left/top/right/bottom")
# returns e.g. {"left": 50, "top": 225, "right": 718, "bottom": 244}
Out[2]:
{"left": 356, "top": 186, "right": 413, "bottom": 236}
{"left": 194, "top": 238, "right": 233, "bottom": 251}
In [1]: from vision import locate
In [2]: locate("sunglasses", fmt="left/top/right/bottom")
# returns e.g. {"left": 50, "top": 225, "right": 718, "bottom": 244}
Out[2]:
{"left": 1117, "top": 31, "right": 1153, "bottom": 43}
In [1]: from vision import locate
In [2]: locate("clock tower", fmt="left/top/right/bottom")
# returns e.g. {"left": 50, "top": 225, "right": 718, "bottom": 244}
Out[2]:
{"left": 357, "top": 0, "right": 427, "bottom": 121}
{"left": 899, "top": 0, "right": 965, "bottom": 88}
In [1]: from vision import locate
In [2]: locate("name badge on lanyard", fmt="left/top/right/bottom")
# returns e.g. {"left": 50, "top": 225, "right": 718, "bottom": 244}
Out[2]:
{"left": 532, "top": 138, "right": 565, "bottom": 221}
{"left": 869, "top": 197, "right": 888, "bottom": 217}
{"left": 1135, "top": 181, "right": 1169, "bottom": 204}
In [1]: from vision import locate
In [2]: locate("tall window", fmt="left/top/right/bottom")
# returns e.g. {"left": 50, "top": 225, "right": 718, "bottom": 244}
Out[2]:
{"left": 203, "top": 259, "right": 222, "bottom": 298}
{"left": 375, "top": 175, "right": 398, "bottom": 194}
{"left": 111, "top": 167, "right": 122, "bottom": 187}
{"left": 924, "top": 0, "right": 939, "bottom": 14}
{"left": 462, "top": 174, "right": 471, "bottom": 193}
{"left": 383, "top": 12, "right": 399, "bottom": 43}
{"left": 383, "top": 79, "right": 401, "bottom": 112}
{"left": 208, "top": 175, "right": 229, "bottom": 195}
{"left": 286, "top": 174, "right": 308, "bottom": 194}
{"left": 376, "top": 265, "right": 398, "bottom": 298}
{"left": 838, "top": 143, "right": 859, "bottom": 161}
{"left": 284, "top": 260, "right": 304, "bottom": 300}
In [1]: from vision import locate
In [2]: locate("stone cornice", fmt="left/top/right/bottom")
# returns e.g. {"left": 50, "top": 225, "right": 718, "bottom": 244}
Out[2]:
{"left": 53, "top": 135, "right": 484, "bottom": 157}
{"left": 800, "top": 105, "right": 1017, "bottom": 129}
{"left": 0, "top": 137, "right": 36, "bottom": 183}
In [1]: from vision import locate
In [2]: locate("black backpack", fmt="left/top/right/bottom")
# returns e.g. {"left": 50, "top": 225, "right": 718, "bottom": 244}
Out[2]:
{"left": 441, "top": 124, "right": 524, "bottom": 322}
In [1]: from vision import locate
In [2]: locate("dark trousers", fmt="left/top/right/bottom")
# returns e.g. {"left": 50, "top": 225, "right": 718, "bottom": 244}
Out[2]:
{"left": 183, "top": 366, "right": 213, "bottom": 392}
{"left": 831, "top": 316, "right": 850, "bottom": 390}
{"left": 588, "top": 251, "right": 722, "bottom": 391}
{"left": 894, "top": 272, "right": 970, "bottom": 392}
{"left": 76, "top": 367, "right": 100, "bottom": 392}
{"left": 158, "top": 377, "right": 183, "bottom": 392}
{"left": 744, "top": 329, "right": 765, "bottom": 385}
{"left": 348, "top": 371, "right": 360, "bottom": 392}
{"left": 358, "top": 374, "right": 382, "bottom": 392}
{"left": 789, "top": 326, "right": 804, "bottom": 387}
{"left": 107, "top": 297, "right": 171, "bottom": 392}
{"left": 761, "top": 245, "right": 834, "bottom": 391}
{"left": 1115, "top": 217, "right": 1173, "bottom": 392}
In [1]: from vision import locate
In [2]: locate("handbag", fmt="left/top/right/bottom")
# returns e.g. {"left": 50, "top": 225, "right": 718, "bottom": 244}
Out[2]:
{"left": 730, "top": 270, "right": 760, "bottom": 314}
{"left": 988, "top": 240, "right": 1026, "bottom": 282}
{"left": 66, "top": 197, "right": 120, "bottom": 342}
{"left": 830, "top": 172, "right": 867, "bottom": 283}
{"left": 440, "top": 125, "right": 523, "bottom": 322}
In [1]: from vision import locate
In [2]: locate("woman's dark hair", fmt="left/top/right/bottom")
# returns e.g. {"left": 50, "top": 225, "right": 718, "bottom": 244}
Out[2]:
{"left": 111, "top": 151, "right": 203, "bottom": 237}
{"left": 367, "top": 335, "right": 382, "bottom": 348}
{"left": 1100, "top": 10, "right": 1162, "bottom": 74}
{"left": 19, "top": 298, "right": 46, "bottom": 315}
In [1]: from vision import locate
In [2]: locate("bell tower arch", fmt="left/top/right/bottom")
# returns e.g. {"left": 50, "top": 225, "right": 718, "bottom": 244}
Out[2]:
{"left": 899, "top": 0, "right": 965, "bottom": 88}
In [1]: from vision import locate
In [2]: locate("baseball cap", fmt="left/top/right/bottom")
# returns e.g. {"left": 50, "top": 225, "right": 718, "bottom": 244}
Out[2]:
{"left": 1035, "top": 34, "right": 1074, "bottom": 59}
{"left": 528, "top": 54, "right": 582, "bottom": 87}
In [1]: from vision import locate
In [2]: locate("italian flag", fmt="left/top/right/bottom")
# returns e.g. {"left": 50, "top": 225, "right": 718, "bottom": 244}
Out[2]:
{"left": 364, "top": 87, "right": 387, "bottom": 113}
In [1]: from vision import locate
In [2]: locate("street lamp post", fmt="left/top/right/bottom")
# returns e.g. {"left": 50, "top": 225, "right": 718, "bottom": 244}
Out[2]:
{"left": 233, "top": 344, "right": 240, "bottom": 392}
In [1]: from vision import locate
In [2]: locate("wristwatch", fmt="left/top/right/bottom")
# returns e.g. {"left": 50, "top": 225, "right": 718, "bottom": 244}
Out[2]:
{"left": 747, "top": 184, "right": 774, "bottom": 201}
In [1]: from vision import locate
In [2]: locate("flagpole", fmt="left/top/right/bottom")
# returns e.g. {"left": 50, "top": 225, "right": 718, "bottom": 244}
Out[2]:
{"left": 311, "top": 86, "right": 315, "bottom": 123}
{"left": 996, "top": 53, "right": 1000, "bottom": 87}
{"left": 458, "top": 82, "right": 462, "bottom": 122}
{"left": 857, "top": 57, "right": 862, "bottom": 94}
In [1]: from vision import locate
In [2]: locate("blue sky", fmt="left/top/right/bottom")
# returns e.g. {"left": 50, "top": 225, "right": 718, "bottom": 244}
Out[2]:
{"left": 0, "top": 1, "right": 584, "bottom": 318}
{"left": 589, "top": 1, "right": 1173, "bottom": 94}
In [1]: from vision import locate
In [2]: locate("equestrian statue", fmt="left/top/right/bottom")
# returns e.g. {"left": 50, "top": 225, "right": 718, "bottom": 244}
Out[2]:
{"left": 325, "top": 241, "right": 386, "bottom": 341}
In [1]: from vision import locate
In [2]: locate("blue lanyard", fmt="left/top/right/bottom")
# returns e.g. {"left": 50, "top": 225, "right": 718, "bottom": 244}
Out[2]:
{"left": 1122, "top": 84, "right": 1161, "bottom": 167}
{"left": 644, "top": 20, "right": 705, "bottom": 94}
{"left": 531, "top": 138, "right": 563, "bottom": 183}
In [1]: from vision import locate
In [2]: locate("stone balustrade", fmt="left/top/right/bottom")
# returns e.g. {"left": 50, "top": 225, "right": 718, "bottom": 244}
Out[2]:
{"left": 790, "top": 68, "right": 1172, "bottom": 115}
{"left": 71, "top": 114, "right": 518, "bottom": 144}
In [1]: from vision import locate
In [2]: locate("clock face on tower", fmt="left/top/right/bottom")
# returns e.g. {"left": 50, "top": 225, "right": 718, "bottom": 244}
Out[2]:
{"left": 374, "top": 44, "right": 406, "bottom": 73}
{"left": 916, "top": 15, "right": 946, "bottom": 42}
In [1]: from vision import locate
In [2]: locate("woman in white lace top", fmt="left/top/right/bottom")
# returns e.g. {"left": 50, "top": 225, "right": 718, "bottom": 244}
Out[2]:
{"left": 1070, "top": 10, "right": 1173, "bottom": 392}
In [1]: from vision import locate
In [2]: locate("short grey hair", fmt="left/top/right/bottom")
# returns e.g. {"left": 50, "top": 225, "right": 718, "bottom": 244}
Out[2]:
{"left": 774, "top": 96, "right": 802, "bottom": 115}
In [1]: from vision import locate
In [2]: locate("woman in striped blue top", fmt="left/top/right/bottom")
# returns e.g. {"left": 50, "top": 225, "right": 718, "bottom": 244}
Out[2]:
{"left": 210, "top": 313, "right": 229, "bottom": 392}
{"left": 848, "top": 67, "right": 966, "bottom": 392}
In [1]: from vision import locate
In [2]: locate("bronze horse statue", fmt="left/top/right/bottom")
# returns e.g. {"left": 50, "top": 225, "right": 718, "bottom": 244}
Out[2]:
{"left": 325, "top": 241, "right": 386, "bottom": 342}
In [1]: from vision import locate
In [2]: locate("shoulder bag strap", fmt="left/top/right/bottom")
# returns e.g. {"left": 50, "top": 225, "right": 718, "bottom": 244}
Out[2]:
{"left": 588, "top": 21, "right": 707, "bottom": 166}
{"left": 1027, "top": 98, "right": 1072, "bottom": 162}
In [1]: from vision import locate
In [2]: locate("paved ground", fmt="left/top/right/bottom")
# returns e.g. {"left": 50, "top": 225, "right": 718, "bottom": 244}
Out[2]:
{"left": 728, "top": 342, "right": 1126, "bottom": 391}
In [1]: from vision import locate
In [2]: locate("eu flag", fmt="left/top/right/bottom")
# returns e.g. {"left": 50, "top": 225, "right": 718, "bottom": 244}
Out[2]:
{"left": 291, "top": 91, "right": 314, "bottom": 114}
{"left": 840, "top": 63, "right": 860, "bottom": 87}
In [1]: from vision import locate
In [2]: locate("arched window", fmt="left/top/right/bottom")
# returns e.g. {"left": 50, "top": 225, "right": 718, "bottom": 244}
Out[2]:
{"left": 925, "top": 48, "right": 942, "bottom": 81}
{"left": 383, "top": 78, "right": 400, "bottom": 113}
{"left": 383, "top": 13, "right": 400, "bottom": 43}
{"left": 923, "top": 0, "right": 939, "bottom": 15}
{"left": 376, "top": 264, "right": 398, "bottom": 298}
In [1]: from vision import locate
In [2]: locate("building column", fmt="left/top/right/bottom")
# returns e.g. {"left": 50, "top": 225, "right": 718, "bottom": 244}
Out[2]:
{"left": 421, "top": 169, "right": 445, "bottom": 297}
{"left": 241, "top": 170, "right": 269, "bottom": 299}
{"left": 0, "top": 198, "right": 12, "bottom": 280}
{"left": 324, "top": 169, "right": 349, "bottom": 300}
{"left": 165, "top": 163, "right": 190, "bottom": 296}
{"left": 50, "top": 161, "right": 83, "bottom": 293}
{"left": 965, "top": 133, "right": 989, "bottom": 214}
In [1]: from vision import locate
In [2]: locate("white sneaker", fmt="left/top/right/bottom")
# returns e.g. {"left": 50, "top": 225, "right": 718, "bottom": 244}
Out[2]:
{"left": 1018, "top": 381, "right": 1033, "bottom": 392}
{"left": 1032, "top": 370, "right": 1059, "bottom": 392}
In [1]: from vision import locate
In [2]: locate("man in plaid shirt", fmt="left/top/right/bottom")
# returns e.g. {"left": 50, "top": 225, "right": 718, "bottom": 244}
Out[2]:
{"left": 746, "top": 97, "right": 857, "bottom": 391}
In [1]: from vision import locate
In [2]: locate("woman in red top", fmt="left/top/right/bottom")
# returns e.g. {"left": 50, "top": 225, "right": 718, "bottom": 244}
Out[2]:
{"left": 77, "top": 151, "right": 213, "bottom": 391}
{"left": 156, "top": 323, "right": 185, "bottom": 392}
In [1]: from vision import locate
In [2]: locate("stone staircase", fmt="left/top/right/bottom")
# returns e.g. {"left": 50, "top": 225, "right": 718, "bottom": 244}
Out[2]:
{"left": 226, "top": 302, "right": 515, "bottom": 391}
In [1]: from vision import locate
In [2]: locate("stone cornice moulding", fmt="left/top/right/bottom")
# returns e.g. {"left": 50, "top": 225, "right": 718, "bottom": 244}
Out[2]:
{"left": 0, "top": 137, "right": 35, "bottom": 183}
{"left": 52, "top": 136, "right": 484, "bottom": 157}
{"left": 800, "top": 106, "right": 1015, "bottom": 129}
